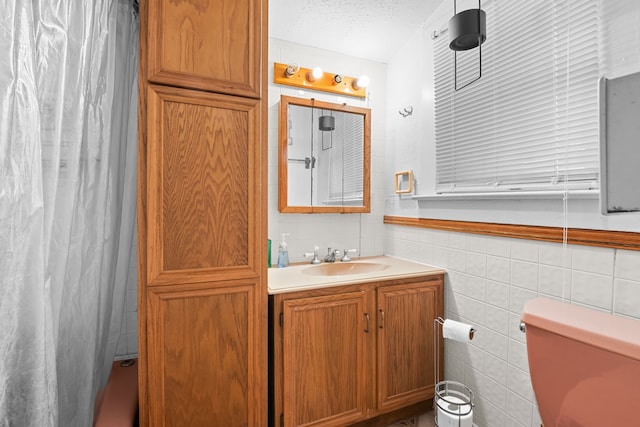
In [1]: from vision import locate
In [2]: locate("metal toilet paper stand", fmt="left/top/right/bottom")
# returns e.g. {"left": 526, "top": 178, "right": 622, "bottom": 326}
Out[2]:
{"left": 433, "top": 317, "right": 475, "bottom": 427}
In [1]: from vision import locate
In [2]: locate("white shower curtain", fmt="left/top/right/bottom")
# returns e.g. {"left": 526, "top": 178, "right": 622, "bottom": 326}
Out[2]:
{"left": 0, "top": 0, "right": 138, "bottom": 425}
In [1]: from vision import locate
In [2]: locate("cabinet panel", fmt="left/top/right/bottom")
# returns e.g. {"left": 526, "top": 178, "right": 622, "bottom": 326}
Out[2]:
{"left": 377, "top": 281, "right": 443, "bottom": 412}
{"left": 146, "top": 282, "right": 261, "bottom": 426}
{"left": 146, "top": 0, "right": 262, "bottom": 98}
{"left": 282, "top": 292, "right": 370, "bottom": 426}
{"left": 146, "top": 85, "right": 260, "bottom": 286}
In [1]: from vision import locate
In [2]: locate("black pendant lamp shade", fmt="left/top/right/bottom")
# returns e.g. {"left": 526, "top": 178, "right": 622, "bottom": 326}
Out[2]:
{"left": 449, "top": 8, "right": 486, "bottom": 51}
{"left": 319, "top": 115, "right": 335, "bottom": 131}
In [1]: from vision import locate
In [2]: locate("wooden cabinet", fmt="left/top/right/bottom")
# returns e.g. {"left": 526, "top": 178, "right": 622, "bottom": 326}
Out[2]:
{"left": 146, "top": 282, "right": 261, "bottom": 426}
{"left": 282, "top": 292, "right": 370, "bottom": 427}
{"left": 145, "top": 0, "right": 263, "bottom": 98}
{"left": 376, "top": 283, "right": 440, "bottom": 413}
{"left": 271, "top": 275, "right": 444, "bottom": 427}
{"left": 138, "top": 0, "right": 267, "bottom": 426}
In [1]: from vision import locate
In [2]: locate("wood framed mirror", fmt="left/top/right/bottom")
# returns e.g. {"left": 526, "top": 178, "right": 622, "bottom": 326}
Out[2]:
{"left": 278, "top": 95, "right": 371, "bottom": 213}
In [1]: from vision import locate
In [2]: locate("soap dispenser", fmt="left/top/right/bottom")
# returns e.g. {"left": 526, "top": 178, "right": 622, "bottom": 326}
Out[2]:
{"left": 277, "top": 233, "right": 290, "bottom": 268}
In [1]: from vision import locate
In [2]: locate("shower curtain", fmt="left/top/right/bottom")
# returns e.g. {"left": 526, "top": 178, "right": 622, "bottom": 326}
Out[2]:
{"left": 0, "top": 1, "right": 139, "bottom": 425}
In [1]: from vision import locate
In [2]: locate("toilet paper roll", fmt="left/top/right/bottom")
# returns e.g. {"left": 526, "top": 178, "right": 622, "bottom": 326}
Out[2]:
{"left": 442, "top": 319, "right": 475, "bottom": 343}
{"left": 436, "top": 396, "right": 473, "bottom": 427}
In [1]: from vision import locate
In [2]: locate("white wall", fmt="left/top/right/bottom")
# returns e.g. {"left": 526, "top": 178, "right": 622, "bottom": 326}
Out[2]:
{"left": 384, "top": 1, "right": 640, "bottom": 426}
{"left": 385, "top": 0, "right": 640, "bottom": 232}
{"left": 268, "top": 38, "right": 388, "bottom": 264}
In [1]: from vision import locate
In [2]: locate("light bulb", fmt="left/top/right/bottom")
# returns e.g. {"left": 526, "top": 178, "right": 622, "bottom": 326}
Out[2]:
{"left": 353, "top": 75, "right": 370, "bottom": 90}
{"left": 307, "top": 67, "right": 323, "bottom": 82}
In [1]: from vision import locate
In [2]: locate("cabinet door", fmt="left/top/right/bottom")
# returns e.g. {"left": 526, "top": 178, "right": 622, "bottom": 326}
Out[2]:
{"left": 145, "top": 282, "right": 262, "bottom": 427}
{"left": 282, "top": 292, "right": 370, "bottom": 427}
{"left": 145, "top": 0, "right": 263, "bottom": 98}
{"left": 144, "top": 84, "right": 261, "bottom": 286}
{"left": 376, "top": 280, "right": 443, "bottom": 412}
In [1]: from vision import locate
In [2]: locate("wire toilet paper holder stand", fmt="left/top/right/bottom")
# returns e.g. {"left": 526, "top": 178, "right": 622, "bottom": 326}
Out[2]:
{"left": 433, "top": 317, "right": 475, "bottom": 427}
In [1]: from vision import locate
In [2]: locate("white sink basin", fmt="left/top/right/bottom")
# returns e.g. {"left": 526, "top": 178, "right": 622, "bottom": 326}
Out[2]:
{"left": 302, "top": 262, "right": 389, "bottom": 276}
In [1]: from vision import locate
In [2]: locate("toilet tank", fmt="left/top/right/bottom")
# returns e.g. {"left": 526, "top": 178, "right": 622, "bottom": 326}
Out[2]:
{"left": 521, "top": 298, "right": 640, "bottom": 427}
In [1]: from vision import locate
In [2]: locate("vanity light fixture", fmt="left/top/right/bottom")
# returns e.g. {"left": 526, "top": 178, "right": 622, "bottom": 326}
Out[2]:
{"left": 273, "top": 62, "right": 368, "bottom": 98}
{"left": 448, "top": 0, "right": 486, "bottom": 91}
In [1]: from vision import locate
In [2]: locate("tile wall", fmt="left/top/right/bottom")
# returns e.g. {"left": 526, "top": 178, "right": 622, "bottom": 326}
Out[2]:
{"left": 385, "top": 224, "right": 640, "bottom": 427}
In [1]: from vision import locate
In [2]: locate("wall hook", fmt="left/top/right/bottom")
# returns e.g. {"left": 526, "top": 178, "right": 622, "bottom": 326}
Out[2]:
{"left": 398, "top": 106, "right": 413, "bottom": 117}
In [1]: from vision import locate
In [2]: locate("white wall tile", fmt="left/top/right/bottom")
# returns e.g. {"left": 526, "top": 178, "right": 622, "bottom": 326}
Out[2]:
{"left": 507, "top": 365, "right": 534, "bottom": 402}
{"left": 485, "top": 305, "right": 509, "bottom": 336}
{"left": 509, "top": 312, "right": 527, "bottom": 344}
{"left": 508, "top": 339, "right": 530, "bottom": 373}
{"left": 466, "top": 275, "right": 486, "bottom": 302}
{"left": 486, "top": 236, "right": 511, "bottom": 258}
{"left": 487, "top": 255, "right": 510, "bottom": 284}
{"left": 572, "top": 245, "right": 615, "bottom": 276}
{"left": 506, "top": 391, "right": 533, "bottom": 427}
{"left": 510, "top": 260, "right": 538, "bottom": 291}
{"left": 466, "top": 235, "right": 488, "bottom": 253}
{"left": 486, "top": 280, "right": 510, "bottom": 310}
{"left": 464, "top": 297, "right": 486, "bottom": 327}
{"left": 432, "top": 246, "right": 449, "bottom": 268}
{"left": 466, "top": 252, "right": 487, "bottom": 278}
{"left": 538, "top": 265, "right": 570, "bottom": 298}
{"left": 615, "top": 249, "right": 640, "bottom": 282}
{"left": 432, "top": 230, "right": 449, "bottom": 248}
{"left": 613, "top": 278, "right": 640, "bottom": 317}
{"left": 571, "top": 270, "right": 614, "bottom": 310}
{"left": 447, "top": 270, "right": 467, "bottom": 295}
{"left": 448, "top": 232, "right": 466, "bottom": 250}
{"left": 479, "top": 375, "right": 508, "bottom": 412}
{"left": 539, "top": 241, "right": 571, "bottom": 268}
{"left": 448, "top": 248, "right": 467, "bottom": 272}
{"left": 484, "top": 353, "right": 508, "bottom": 386}
{"left": 479, "top": 400, "right": 507, "bottom": 427}
{"left": 509, "top": 287, "right": 538, "bottom": 316}
{"left": 511, "top": 241, "right": 539, "bottom": 263}
{"left": 483, "top": 330, "right": 509, "bottom": 361}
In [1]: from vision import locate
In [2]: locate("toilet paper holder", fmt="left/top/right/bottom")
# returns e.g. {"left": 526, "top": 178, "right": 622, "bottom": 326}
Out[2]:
{"left": 435, "top": 317, "right": 477, "bottom": 340}
{"left": 433, "top": 317, "right": 476, "bottom": 427}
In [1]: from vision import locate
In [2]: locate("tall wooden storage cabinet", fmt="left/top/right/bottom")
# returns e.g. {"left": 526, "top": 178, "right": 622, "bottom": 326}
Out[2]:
{"left": 138, "top": 1, "right": 267, "bottom": 426}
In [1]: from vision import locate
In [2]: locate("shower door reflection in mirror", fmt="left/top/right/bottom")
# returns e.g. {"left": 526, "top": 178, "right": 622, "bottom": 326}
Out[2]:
{"left": 278, "top": 95, "right": 371, "bottom": 213}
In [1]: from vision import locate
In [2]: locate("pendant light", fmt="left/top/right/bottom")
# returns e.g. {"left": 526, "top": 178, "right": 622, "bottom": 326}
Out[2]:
{"left": 449, "top": 0, "right": 486, "bottom": 91}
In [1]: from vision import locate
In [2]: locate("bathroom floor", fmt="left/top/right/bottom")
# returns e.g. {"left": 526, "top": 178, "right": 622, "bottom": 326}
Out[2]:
{"left": 386, "top": 411, "right": 436, "bottom": 427}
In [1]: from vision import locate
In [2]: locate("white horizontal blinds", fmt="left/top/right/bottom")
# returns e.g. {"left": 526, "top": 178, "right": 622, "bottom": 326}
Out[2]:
{"left": 328, "top": 112, "right": 364, "bottom": 200}
{"left": 341, "top": 113, "right": 364, "bottom": 199}
{"left": 434, "top": 0, "right": 600, "bottom": 193}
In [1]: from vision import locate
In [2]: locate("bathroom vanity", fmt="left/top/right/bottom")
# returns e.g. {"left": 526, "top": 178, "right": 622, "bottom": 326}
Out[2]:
{"left": 268, "top": 257, "right": 445, "bottom": 427}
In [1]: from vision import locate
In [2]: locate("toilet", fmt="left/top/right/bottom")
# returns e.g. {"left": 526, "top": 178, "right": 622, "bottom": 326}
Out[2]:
{"left": 521, "top": 298, "right": 640, "bottom": 427}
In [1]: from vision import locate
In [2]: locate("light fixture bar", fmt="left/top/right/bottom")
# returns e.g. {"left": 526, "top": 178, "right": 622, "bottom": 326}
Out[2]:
{"left": 273, "top": 62, "right": 367, "bottom": 98}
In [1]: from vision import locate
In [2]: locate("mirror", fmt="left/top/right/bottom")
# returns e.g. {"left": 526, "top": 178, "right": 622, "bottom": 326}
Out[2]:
{"left": 278, "top": 95, "right": 371, "bottom": 213}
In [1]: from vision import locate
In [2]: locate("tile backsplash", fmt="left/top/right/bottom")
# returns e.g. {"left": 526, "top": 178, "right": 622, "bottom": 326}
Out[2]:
{"left": 385, "top": 224, "right": 640, "bottom": 427}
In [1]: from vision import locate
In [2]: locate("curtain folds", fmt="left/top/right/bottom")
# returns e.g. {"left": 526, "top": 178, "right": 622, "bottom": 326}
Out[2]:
{"left": 0, "top": 1, "right": 138, "bottom": 425}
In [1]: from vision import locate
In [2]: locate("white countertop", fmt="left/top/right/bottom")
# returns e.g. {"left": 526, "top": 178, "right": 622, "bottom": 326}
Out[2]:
{"left": 268, "top": 255, "right": 445, "bottom": 294}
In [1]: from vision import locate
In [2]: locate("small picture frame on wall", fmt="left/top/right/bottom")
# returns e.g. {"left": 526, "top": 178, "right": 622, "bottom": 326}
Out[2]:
{"left": 395, "top": 170, "right": 414, "bottom": 194}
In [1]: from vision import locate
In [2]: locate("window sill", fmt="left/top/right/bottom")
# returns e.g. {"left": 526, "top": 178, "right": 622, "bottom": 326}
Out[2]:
{"left": 412, "top": 189, "right": 599, "bottom": 201}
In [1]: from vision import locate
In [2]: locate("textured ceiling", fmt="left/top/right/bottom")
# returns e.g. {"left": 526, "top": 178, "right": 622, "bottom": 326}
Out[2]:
{"left": 269, "top": 0, "right": 443, "bottom": 63}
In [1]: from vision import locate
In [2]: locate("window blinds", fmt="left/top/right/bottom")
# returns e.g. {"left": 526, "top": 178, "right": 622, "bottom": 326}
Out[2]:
{"left": 434, "top": 0, "right": 600, "bottom": 194}
{"left": 329, "top": 112, "right": 364, "bottom": 201}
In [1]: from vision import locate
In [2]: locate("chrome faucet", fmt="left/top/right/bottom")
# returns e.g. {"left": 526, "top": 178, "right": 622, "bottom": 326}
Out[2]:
{"left": 340, "top": 249, "right": 357, "bottom": 262}
{"left": 303, "top": 246, "right": 322, "bottom": 264}
{"left": 324, "top": 248, "right": 341, "bottom": 263}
